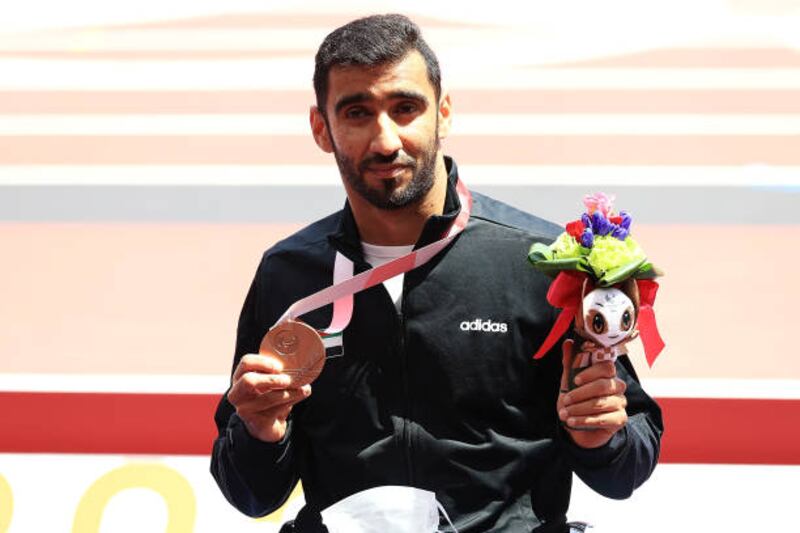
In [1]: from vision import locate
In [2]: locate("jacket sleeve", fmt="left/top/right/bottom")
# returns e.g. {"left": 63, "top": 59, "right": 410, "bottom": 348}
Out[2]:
{"left": 560, "top": 355, "right": 664, "bottom": 500}
{"left": 209, "top": 262, "right": 301, "bottom": 517}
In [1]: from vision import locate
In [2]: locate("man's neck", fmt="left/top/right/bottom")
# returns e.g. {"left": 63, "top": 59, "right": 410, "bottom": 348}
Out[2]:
{"left": 349, "top": 157, "right": 449, "bottom": 246}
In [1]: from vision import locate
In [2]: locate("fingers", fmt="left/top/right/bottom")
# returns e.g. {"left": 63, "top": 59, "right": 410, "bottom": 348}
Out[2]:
{"left": 236, "top": 385, "right": 312, "bottom": 443}
{"left": 228, "top": 371, "right": 292, "bottom": 403}
{"left": 229, "top": 353, "right": 297, "bottom": 407}
{"left": 228, "top": 351, "right": 315, "bottom": 443}
{"left": 563, "top": 375, "right": 627, "bottom": 407}
{"left": 233, "top": 353, "right": 285, "bottom": 382}
{"left": 229, "top": 353, "right": 313, "bottom": 443}
{"left": 560, "top": 393, "right": 627, "bottom": 418}
{"left": 560, "top": 408, "right": 628, "bottom": 432}
{"left": 571, "top": 360, "right": 617, "bottom": 386}
{"left": 558, "top": 359, "right": 628, "bottom": 437}
{"left": 230, "top": 381, "right": 311, "bottom": 411}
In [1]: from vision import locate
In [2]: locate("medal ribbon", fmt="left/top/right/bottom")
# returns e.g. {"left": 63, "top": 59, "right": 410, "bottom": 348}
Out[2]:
{"left": 273, "top": 178, "right": 473, "bottom": 333}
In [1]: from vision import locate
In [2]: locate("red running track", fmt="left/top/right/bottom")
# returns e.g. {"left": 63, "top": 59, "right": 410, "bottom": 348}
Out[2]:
{"left": 0, "top": 392, "right": 797, "bottom": 464}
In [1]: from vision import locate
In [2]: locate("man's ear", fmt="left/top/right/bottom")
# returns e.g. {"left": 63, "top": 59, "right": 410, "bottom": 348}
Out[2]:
{"left": 437, "top": 92, "right": 453, "bottom": 140}
{"left": 310, "top": 105, "right": 333, "bottom": 153}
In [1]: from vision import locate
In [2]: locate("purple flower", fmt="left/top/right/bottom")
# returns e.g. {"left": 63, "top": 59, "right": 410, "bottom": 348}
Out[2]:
{"left": 581, "top": 213, "right": 592, "bottom": 229}
{"left": 591, "top": 211, "right": 613, "bottom": 236}
{"left": 619, "top": 211, "right": 632, "bottom": 231}
{"left": 580, "top": 228, "right": 594, "bottom": 248}
{"left": 611, "top": 225, "right": 629, "bottom": 240}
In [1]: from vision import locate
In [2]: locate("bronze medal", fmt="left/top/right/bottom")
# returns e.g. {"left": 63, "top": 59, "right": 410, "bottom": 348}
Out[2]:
{"left": 259, "top": 320, "right": 325, "bottom": 386}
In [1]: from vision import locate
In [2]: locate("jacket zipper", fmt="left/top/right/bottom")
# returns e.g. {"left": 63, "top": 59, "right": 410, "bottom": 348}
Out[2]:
{"left": 397, "top": 293, "right": 414, "bottom": 485}
{"left": 337, "top": 244, "right": 415, "bottom": 484}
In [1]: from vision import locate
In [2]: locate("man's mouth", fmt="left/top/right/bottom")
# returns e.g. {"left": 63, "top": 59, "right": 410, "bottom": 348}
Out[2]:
{"left": 364, "top": 165, "right": 411, "bottom": 179}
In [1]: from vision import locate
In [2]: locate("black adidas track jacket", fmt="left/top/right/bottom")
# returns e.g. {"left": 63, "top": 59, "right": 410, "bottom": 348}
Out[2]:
{"left": 211, "top": 158, "right": 663, "bottom": 532}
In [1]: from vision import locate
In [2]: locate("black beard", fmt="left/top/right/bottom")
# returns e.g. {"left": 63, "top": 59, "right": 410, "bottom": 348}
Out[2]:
{"left": 333, "top": 135, "right": 440, "bottom": 211}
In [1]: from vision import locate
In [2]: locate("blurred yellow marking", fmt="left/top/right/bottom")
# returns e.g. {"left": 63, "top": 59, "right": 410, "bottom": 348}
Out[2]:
{"left": 72, "top": 463, "right": 195, "bottom": 533}
{"left": 0, "top": 473, "right": 12, "bottom": 533}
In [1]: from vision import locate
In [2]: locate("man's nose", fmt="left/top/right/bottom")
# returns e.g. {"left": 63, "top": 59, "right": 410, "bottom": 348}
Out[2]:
{"left": 369, "top": 113, "right": 402, "bottom": 155}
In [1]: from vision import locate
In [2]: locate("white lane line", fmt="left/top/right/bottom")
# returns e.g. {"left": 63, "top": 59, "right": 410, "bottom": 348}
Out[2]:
{"left": 640, "top": 378, "right": 800, "bottom": 400}
{"left": 3, "top": 114, "right": 800, "bottom": 135}
{"left": 1, "top": 374, "right": 798, "bottom": 398}
{"left": 0, "top": 373, "right": 230, "bottom": 394}
{"left": 461, "top": 164, "right": 800, "bottom": 186}
{"left": 3, "top": 27, "right": 790, "bottom": 52}
{"left": 452, "top": 114, "right": 800, "bottom": 135}
{"left": 446, "top": 68, "right": 800, "bottom": 89}
{"left": 3, "top": 60, "right": 800, "bottom": 89}
{"left": 571, "top": 464, "right": 800, "bottom": 532}
{"left": 0, "top": 114, "right": 311, "bottom": 135}
{"left": 0, "top": 27, "right": 520, "bottom": 51}
{"left": 0, "top": 164, "right": 797, "bottom": 186}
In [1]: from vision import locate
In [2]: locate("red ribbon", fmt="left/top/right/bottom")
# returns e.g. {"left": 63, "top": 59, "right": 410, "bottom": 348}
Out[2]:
{"left": 635, "top": 279, "right": 665, "bottom": 366}
{"left": 532, "top": 272, "right": 665, "bottom": 366}
{"left": 532, "top": 271, "right": 588, "bottom": 359}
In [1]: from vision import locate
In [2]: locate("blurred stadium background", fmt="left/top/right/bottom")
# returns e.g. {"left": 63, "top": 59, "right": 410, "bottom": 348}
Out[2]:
{"left": 1, "top": 1, "right": 798, "bottom": 531}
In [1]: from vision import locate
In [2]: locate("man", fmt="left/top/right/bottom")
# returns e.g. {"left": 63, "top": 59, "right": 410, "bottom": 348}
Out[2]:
{"left": 211, "top": 14, "right": 662, "bottom": 532}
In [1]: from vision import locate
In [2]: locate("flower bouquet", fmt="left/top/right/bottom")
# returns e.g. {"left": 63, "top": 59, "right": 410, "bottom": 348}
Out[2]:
{"left": 528, "top": 193, "right": 665, "bottom": 386}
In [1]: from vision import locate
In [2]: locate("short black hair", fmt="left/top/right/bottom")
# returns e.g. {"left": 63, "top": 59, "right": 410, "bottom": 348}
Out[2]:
{"left": 313, "top": 14, "right": 442, "bottom": 115}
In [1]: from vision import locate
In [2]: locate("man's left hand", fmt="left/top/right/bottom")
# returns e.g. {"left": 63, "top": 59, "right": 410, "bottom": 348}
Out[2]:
{"left": 557, "top": 339, "right": 628, "bottom": 449}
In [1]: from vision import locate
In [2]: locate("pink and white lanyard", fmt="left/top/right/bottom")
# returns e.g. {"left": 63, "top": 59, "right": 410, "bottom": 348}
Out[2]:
{"left": 272, "top": 178, "right": 473, "bottom": 335}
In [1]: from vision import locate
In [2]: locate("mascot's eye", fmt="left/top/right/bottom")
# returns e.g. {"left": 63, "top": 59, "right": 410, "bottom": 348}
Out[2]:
{"left": 592, "top": 312, "right": 606, "bottom": 334}
{"left": 621, "top": 309, "right": 632, "bottom": 330}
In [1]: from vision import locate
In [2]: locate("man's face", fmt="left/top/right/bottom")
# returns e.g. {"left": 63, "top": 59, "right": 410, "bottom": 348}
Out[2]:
{"left": 312, "top": 51, "right": 446, "bottom": 210}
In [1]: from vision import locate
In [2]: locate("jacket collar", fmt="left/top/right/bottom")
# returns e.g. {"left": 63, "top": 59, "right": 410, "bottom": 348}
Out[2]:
{"left": 328, "top": 156, "right": 463, "bottom": 264}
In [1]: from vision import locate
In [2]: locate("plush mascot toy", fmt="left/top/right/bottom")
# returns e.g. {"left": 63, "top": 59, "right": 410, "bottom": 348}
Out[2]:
{"left": 528, "top": 193, "right": 665, "bottom": 389}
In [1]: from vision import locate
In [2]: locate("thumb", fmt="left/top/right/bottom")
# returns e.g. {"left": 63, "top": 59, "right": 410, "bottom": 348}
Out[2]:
{"left": 560, "top": 338, "right": 574, "bottom": 392}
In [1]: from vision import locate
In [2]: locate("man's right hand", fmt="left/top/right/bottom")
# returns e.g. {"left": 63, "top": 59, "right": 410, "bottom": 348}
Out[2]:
{"left": 227, "top": 353, "right": 312, "bottom": 443}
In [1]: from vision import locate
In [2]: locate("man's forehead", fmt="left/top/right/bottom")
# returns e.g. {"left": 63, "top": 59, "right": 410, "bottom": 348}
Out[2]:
{"left": 325, "top": 51, "right": 434, "bottom": 107}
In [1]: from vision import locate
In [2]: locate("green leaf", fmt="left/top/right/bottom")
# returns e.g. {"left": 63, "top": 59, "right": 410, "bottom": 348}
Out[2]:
{"left": 633, "top": 262, "right": 664, "bottom": 279}
{"left": 528, "top": 248, "right": 590, "bottom": 277}
{"left": 527, "top": 242, "right": 554, "bottom": 263}
{"left": 597, "top": 257, "right": 648, "bottom": 286}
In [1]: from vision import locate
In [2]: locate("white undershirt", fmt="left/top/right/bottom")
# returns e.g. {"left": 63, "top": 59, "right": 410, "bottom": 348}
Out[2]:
{"left": 360, "top": 241, "right": 415, "bottom": 311}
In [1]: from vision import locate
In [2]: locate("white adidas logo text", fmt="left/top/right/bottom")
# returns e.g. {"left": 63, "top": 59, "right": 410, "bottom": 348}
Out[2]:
{"left": 459, "top": 318, "right": 509, "bottom": 333}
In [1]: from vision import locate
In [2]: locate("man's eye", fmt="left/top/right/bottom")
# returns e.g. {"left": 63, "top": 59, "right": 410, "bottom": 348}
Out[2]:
{"left": 395, "top": 102, "right": 418, "bottom": 114}
{"left": 344, "top": 107, "right": 369, "bottom": 119}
